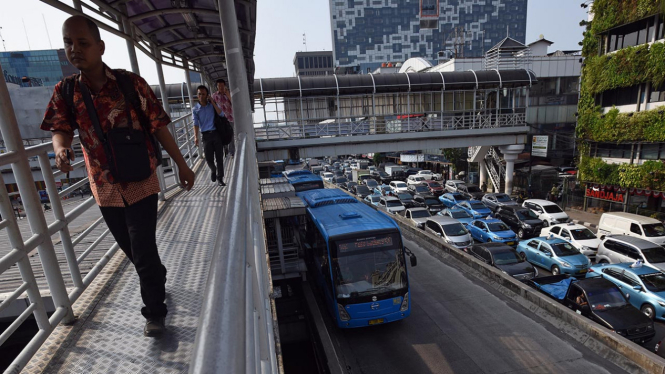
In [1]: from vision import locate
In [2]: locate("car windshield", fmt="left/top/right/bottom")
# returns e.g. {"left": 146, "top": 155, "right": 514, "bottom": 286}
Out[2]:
{"left": 488, "top": 222, "right": 510, "bottom": 231}
{"left": 356, "top": 186, "right": 370, "bottom": 193}
{"left": 428, "top": 182, "right": 442, "bottom": 188}
{"left": 348, "top": 182, "right": 357, "bottom": 188}
{"left": 570, "top": 228, "right": 597, "bottom": 240}
{"left": 550, "top": 242, "right": 580, "bottom": 257}
{"left": 386, "top": 200, "right": 402, "bottom": 207}
{"left": 394, "top": 182, "right": 407, "bottom": 188}
{"left": 470, "top": 202, "right": 486, "bottom": 210}
{"left": 450, "top": 210, "right": 472, "bottom": 219}
{"left": 425, "top": 198, "right": 440, "bottom": 205}
{"left": 642, "top": 246, "right": 665, "bottom": 263}
{"left": 639, "top": 272, "right": 665, "bottom": 292}
{"left": 443, "top": 223, "right": 468, "bottom": 237}
{"left": 333, "top": 234, "right": 407, "bottom": 299}
{"left": 467, "top": 186, "right": 481, "bottom": 193}
{"left": 369, "top": 195, "right": 380, "bottom": 202}
{"left": 366, "top": 180, "right": 378, "bottom": 188}
{"left": 643, "top": 223, "right": 665, "bottom": 237}
{"left": 587, "top": 288, "right": 629, "bottom": 310}
{"left": 515, "top": 209, "right": 539, "bottom": 220}
{"left": 336, "top": 177, "right": 348, "bottom": 183}
{"left": 456, "top": 194, "right": 469, "bottom": 201}
{"left": 410, "top": 210, "right": 430, "bottom": 218}
{"left": 543, "top": 204, "right": 563, "bottom": 213}
{"left": 496, "top": 194, "right": 512, "bottom": 202}
{"left": 415, "top": 186, "right": 429, "bottom": 193}
{"left": 493, "top": 251, "right": 521, "bottom": 265}
{"left": 414, "top": 177, "right": 424, "bottom": 181}
{"left": 397, "top": 193, "right": 412, "bottom": 201}
{"left": 378, "top": 172, "right": 389, "bottom": 177}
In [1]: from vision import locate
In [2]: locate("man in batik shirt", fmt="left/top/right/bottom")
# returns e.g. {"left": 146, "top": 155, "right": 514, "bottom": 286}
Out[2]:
{"left": 211, "top": 78, "right": 235, "bottom": 157}
{"left": 41, "top": 15, "right": 195, "bottom": 337}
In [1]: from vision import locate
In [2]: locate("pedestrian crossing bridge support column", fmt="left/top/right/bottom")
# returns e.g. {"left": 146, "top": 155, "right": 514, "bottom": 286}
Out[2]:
{"left": 499, "top": 145, "right": 524, "bottom": 195}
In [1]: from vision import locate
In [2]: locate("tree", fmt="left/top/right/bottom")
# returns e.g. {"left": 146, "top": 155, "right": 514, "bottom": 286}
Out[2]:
{"left": 442, "top": 148, "right": 466, "bottom": 174}
{"left": 372, "top": 153, "right": 385, "bottom": 166}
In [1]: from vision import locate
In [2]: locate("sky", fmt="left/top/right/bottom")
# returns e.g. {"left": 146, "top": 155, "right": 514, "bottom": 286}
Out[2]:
{"left": 0, "top": 0, "right": 590, "bottom": 86}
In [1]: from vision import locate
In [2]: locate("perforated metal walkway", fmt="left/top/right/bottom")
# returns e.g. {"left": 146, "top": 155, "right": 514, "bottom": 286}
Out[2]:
{"left": 24, "top": 164, "right": 227, "bottom": 374}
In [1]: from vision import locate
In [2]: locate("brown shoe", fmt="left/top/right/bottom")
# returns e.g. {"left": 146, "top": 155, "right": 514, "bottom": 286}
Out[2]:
{"left": 144, "top": 317, "right": 166, "bottom": 337}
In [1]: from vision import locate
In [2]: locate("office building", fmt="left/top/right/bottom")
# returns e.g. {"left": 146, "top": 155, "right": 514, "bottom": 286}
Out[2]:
{"left": 576, "top": 3, "right": 665, "bottom": 218}
{"left": 294, "top": 51, "right": 334, "bottom": 76}
{"left": 330, "top": 0, "right": 527, "bottom": 73}
{"left": 1, "top": 49, "right": 77, "bottom": 87}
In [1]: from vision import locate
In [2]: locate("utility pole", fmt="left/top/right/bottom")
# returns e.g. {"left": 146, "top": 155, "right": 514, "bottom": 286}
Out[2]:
{"left": 0, "top": 27, "right": 6, "bottom": 51}
{"left": 303, "top": 33, "right": 307, "bottom": 52}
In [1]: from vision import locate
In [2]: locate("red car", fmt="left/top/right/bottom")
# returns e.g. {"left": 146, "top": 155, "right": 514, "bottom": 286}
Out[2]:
{"left": 423, "top": 180, "right": 444, "bottom": 196}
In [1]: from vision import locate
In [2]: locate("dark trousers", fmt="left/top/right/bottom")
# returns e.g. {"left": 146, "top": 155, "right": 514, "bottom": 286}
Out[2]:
{"left": 99, "top": 194, "right": 167, "bottom": 319}
{"left": 202, "top": 130, "right": 224, "bottom": 179}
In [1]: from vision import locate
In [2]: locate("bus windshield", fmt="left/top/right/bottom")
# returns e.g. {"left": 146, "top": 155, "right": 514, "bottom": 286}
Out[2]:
{"left": 333, "top": 233, "right": 407, "bottom": 299}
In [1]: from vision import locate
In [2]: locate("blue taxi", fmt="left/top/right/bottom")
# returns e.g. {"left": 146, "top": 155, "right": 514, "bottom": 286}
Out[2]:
{"left": 516, "top": 236, "right": 590, "bottom": 276}
{"left": 437, "top": 207, "right": 474, "bottom": 226}
{"left": 586, "top": 262, "right": 665, "bottom": 321}
{"left": 455, "top": 200, "right": 493, "bottom": 219}
{"left": 466, "top": 218, "right": 518, "bottom": 246}
{"left": 438, "top": 192, "right": 469, "bottom": 208}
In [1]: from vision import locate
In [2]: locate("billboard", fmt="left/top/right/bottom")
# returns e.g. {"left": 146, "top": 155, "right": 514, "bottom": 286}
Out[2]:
{"left": 532, "top": 135, "right": 549, "bottom": 157}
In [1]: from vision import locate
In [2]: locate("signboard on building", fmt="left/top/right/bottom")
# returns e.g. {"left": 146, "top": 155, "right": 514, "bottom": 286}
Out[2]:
{"left": 532, "top": 135, "right": 549, "bottom": 157}
{"left": 401, "top": 154, "right": 425, "bottom": 163}
{"left": 585, "top": 188, "right": 625, "bottom": 203}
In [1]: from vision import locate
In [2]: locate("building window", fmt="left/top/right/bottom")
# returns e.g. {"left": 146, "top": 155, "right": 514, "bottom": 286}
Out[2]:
{"left": 604, "top": 19, "right": 650, "bottom": 53}
{"left": 650, "top": 83, "right": 665, "bottom": 103}
{"left": 640, "top": 143, "right": 663, "bottom": 160}
{"left": 600, "top": 85, "right": 640, "bottom": 107}
{"left": 298, "top": 58, "right": 304, "bottom": 69}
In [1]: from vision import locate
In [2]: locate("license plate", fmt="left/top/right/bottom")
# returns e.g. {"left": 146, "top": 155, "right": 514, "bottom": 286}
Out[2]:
{"left": 506, "top": 242, "right": 514, "bottom": 246}
{"left": 368, "top": 318, "right": 384, "bottom": 325}
{"left": 578, "top": 269, "right": 588, "bottom": 274}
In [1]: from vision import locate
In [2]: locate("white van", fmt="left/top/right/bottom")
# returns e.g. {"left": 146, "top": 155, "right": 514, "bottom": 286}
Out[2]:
{"left": 522, "top": 199, "right": 570, "bottom": 227}
{"left": 598, "top": 212, "right": 665, "bottom": 246}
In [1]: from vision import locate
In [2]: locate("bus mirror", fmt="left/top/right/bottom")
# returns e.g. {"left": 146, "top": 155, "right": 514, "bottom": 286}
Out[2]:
{"left": 410, "top": 255, "right": 417, "bottom": 267}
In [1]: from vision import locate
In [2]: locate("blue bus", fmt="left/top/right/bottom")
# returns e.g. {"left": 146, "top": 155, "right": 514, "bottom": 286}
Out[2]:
{"left": 286, "top": 173, "right": 324, "bottom": 192}
{"left": 298, "top": 189, "right": 417, "bottom": 328}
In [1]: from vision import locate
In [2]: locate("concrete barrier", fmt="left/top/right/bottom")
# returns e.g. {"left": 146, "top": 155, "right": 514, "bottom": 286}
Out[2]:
{"left": 324, "top": 182, "right": 665, "bottom": 374}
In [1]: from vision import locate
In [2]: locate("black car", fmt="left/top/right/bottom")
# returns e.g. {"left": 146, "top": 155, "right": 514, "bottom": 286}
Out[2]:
{"left": 412, "top": 194, "right": 444, "bottom": 213}
{"left": 364, "top": 179, "right": 379, "bottom": 189}
{"left": 467, "top": 243, "right": 537, "bottom": 280}
{"left": 457, "top": 184, "right": 485, "bottom": 200}
{"left": 495, "top": 206, "right": 544, "bottom": 239}
{"left": 371, "top": 171, "right": 392, "bottom": 184}
{"left": 407, "top": 184, "right": 430, "bottom": 196}
{"left": 332, "top": 176, "right": 348, "bottom": 187}
{"left": 355, "top": 185, "right": 372, "bottom": 198}
{"left": 346, "top": 181, "right": 358, "bottom": 192}
{"left": 395, "top": 192, "right": 416, "bottom": 208}
{"left": 403, "top": 167, "right": 422, "bottom": 177}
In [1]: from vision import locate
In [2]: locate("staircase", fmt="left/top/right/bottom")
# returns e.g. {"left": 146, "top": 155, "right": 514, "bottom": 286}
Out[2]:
{"left": 467, "top": 145, "right": 490, "bottom": 163}
{"left": 484, "top": 147, "right": 506, "bottom": 193}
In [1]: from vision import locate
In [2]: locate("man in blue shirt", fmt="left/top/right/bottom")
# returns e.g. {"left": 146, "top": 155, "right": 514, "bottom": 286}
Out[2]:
{"left": 193, "top": 85, "right": 225, "bottom": 186}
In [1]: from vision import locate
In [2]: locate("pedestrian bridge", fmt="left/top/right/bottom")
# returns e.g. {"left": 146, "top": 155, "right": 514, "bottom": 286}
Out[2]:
{"left": 253, "top": 70, "right": 535, "bottom": 161}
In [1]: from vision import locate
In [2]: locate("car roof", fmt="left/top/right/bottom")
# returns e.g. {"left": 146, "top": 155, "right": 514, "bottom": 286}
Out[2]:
{"left": 593, "top": 262, "right": 662, "bottom": 276}
{"left": 472, "top": 218, "right": 502, "bottom": 224}
{"left": 484, "top": 193, "right": 509, "bottom": 197}
{"left": 577, "top": 277, "right": 621, "bottom": 292}
{"left": 604, "top": 235, "right": 664, "bottom": 248}
{"left": 529, "top": 236, "right": 569, "bottom": 245}
{"left": 407, "top": 207, "right": 429, "bottom": 212}
{"left": 551, "top": 223, "right": 587, "bottom": 230}
{"left": 382, "top": 196, "right": 399, "bottom": 201}
{"left": 498, "top": 205, "right": 527, "bottom": 212}
{"left": 423, "top": 179, "right": 438, "bottom": 183}
{"left": 602, "top": 212, "right": 662, "bottom": 223}
{"left": 427, "top": 216, "right": 460, "bottom": 224}
{"left": 524, "top": 199, "right": 556, "bottom": 205}
{"left": 476, "top": 242, "right": 516, "bottom": 252}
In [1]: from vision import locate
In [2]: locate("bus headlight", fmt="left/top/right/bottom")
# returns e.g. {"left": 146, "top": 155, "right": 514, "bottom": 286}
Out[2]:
{"left": 337, "top": 303, "right": 350, "bottom": 321}
{"left": 400, "top": 292, "right": 409, "bottom": 312}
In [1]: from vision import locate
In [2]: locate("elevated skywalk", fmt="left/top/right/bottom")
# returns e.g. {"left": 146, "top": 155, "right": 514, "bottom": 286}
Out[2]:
{"left": 23, "top": 165, "right": 225, "bottom": 373}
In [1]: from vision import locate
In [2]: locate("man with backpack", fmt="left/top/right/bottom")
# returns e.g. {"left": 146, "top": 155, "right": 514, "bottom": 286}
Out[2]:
{"left": 40, "top": 15, "right": 195, "bottom": 337}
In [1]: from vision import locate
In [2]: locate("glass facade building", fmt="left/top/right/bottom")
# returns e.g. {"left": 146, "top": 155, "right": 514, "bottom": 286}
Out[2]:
{"left": 1, "top": 49, "right": 77, "bottom": 87}
{"left": 330, "top": 0, "right": 527, "bottom": 72}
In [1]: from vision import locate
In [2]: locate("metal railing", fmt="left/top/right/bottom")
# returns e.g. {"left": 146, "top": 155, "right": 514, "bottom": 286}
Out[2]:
{"left": 0, "top": 71, "right": 201, "bottom": 373}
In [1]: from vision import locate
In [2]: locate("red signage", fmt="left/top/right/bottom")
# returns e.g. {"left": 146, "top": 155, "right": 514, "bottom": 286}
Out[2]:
{"left": 586, "top": 188, "right": 625, "bottom": 203}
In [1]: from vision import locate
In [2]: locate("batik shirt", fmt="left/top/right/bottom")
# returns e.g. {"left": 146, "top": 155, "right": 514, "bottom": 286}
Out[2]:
{"left": 40, "top": 65, "right": 170, "bottom": 207}
{"left": 211, "top": 91, "right": 234, "bottom": 123}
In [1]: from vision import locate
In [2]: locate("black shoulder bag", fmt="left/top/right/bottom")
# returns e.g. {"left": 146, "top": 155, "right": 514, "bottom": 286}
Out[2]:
{"left": 215, "top": 114, "right": 234, "bottom": 146}
{"left": 79, "top": 81, "right": 152, "bottom": 183}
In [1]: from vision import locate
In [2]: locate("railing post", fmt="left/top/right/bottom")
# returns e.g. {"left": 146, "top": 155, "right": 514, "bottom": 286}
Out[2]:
{"left": 0, "top": 62, "right": 75, "bottom": 324}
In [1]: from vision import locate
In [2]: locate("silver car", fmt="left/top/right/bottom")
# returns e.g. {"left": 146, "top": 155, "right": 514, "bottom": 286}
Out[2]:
{"left": 404, "top": 208, "right": 431, "bottom": 229}
{"left": 481, "top": 193, "right": 519, "bottom": 212}
{"left": 425, "top": 216, "right": 473, "bottom": 250}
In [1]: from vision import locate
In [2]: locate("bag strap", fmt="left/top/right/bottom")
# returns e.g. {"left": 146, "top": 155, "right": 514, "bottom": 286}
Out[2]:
{"left": 112, "top": 70, "right": 150, "bottom": 132}
{"left": 62, "top": 75, "right": 78, "bottom": 129}
{"left": 78, "top": 81, "right": 107, "bottom": 144}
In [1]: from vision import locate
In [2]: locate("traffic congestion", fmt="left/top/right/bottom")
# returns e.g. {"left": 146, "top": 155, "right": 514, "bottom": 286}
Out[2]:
{"left": 291, "top": 155, "right": 665, "bottom": 353}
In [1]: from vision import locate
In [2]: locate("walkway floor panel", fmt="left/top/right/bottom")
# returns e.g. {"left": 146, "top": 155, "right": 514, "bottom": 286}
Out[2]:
{"left": 25, "top": 166, "right": 226, "bottom": 373}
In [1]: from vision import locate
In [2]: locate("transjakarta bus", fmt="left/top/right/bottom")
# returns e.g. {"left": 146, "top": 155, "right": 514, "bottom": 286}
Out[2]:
{"left": 286, "top": 173, "right": 324, "bottom": 192}
{"left": 297, "top": 189, "right": 417, "bottom": 328}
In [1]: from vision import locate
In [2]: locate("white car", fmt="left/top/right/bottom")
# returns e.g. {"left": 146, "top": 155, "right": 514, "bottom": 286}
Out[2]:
{"left": 416, "top": 170, "right": 442, "bottom": 181}
{"left": 541, "top": 223, "right": 601, "bottom": 261}
{"left": 389, "top": 181, "right": 409, "bottom": 193}
{"left": 379, "top": 196, "right": 405, "bottom": 214}
{"left": 322, "top": 172, "right": 334, "bottom": 183}
{"left": 407, "top": 175, "right": 427, "bottom": 186}
{"left": 444, "top": 179, "right": 466, "bottom": 193}
{"left": 522, "top": 199, "right": 570, "bottom": 227}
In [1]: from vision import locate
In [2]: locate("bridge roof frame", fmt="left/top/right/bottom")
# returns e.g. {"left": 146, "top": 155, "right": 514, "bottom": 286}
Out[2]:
{"left": 41, "top": 0, "right": 256, "bottom": 99}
